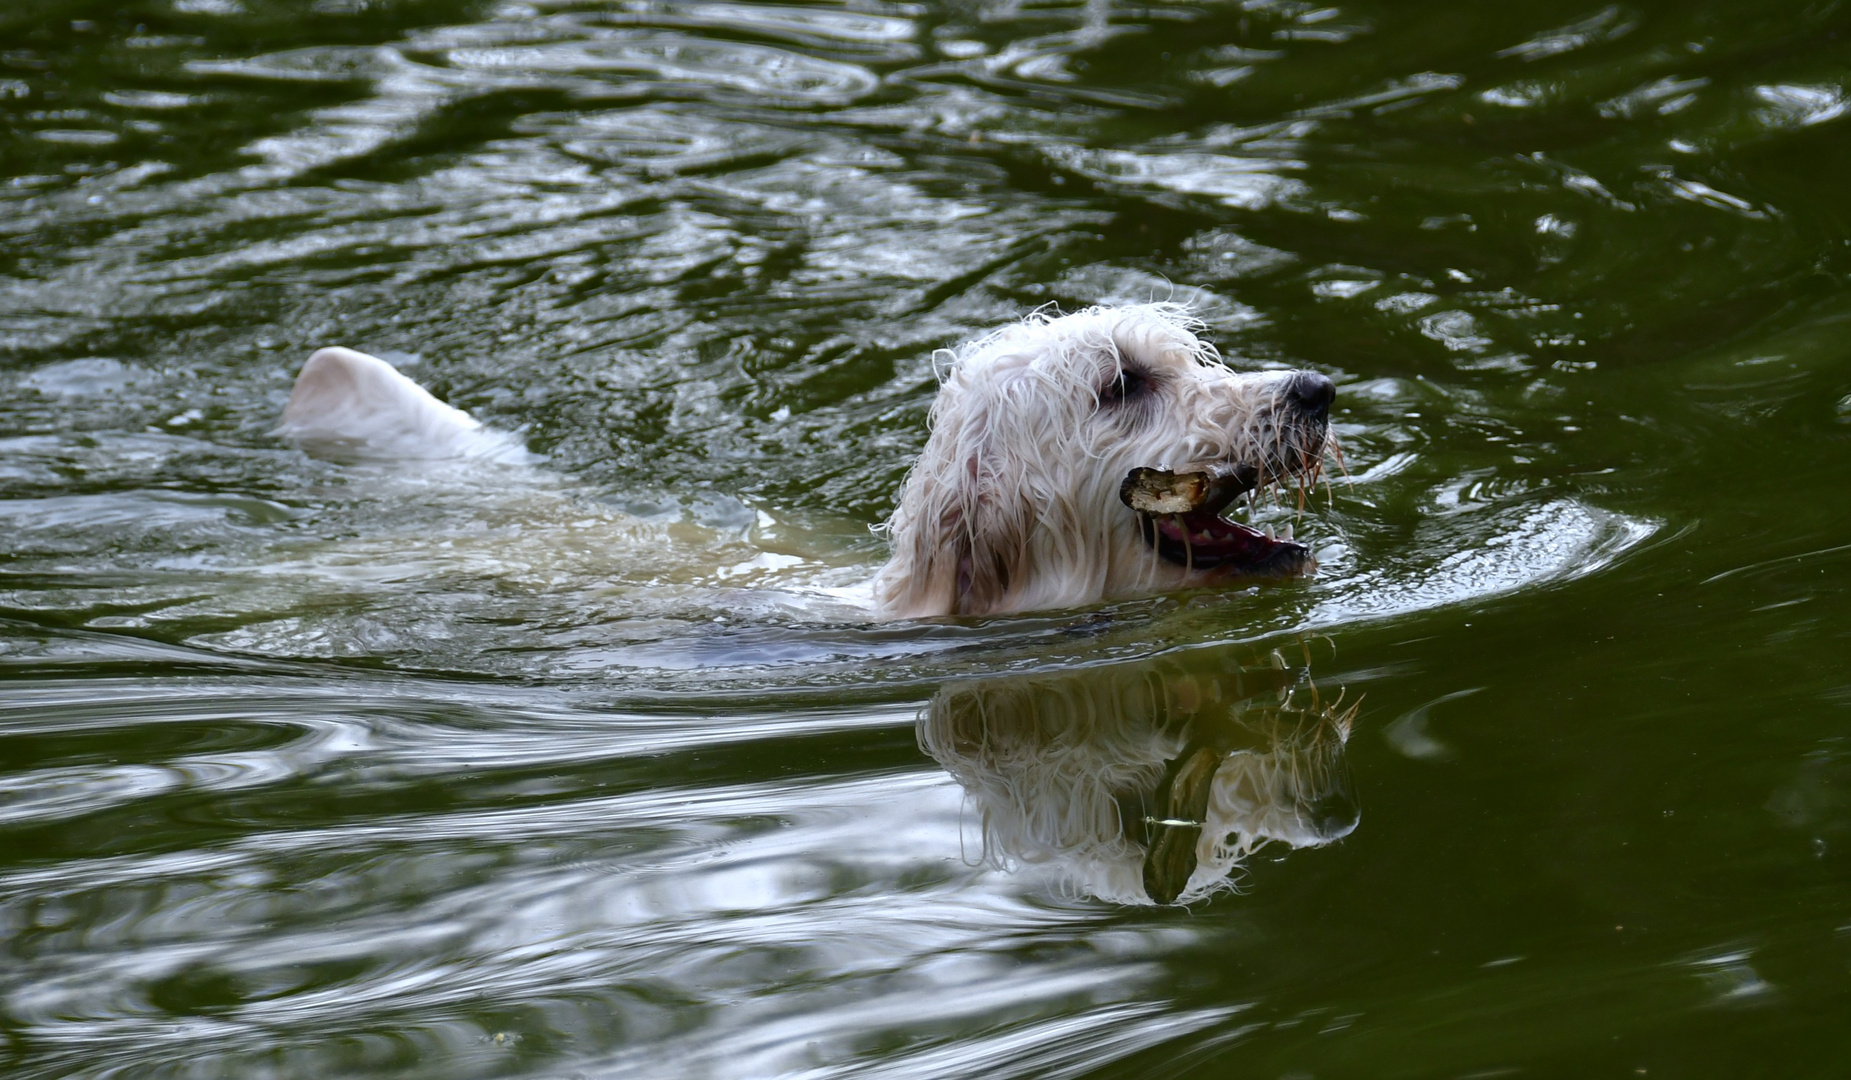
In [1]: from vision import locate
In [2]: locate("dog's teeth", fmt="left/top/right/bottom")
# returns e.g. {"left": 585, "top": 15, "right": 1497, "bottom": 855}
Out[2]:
{"left": 1265, "top": 525, "right": 1275, "bottom": 540}
{"left": 1281, "top": 523, "right": 1293, "bottom": 541}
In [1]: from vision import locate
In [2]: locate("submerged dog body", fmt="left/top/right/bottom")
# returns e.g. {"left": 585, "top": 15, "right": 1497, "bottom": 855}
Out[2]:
{"left": 279, "top": 305, "right": 1334, "bottom": 620}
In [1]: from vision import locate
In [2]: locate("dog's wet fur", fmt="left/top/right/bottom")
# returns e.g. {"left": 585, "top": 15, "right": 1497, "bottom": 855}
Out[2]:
{"left": 280, "top": 304, "right": 1334, "bottom": 619}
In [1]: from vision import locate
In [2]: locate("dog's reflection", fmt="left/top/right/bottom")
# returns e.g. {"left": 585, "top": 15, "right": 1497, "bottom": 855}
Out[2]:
{"left": 919, "top": 652, "right": 1358, "bottom": 905}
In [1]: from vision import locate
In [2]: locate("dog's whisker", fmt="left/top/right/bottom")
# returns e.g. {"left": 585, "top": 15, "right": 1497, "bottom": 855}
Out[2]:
{"left": 1317, "top": 435, "right": 1342, "bottom": 509}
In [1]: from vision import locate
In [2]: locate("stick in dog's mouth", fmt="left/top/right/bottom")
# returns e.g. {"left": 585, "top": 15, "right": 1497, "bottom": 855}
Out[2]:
{"left": 1119, "top": 463, "right": 1315, "bottom": 576}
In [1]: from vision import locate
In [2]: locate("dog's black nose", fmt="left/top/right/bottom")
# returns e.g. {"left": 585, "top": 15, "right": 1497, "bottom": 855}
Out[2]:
{"left": 1285, "top": 371, "right": 1335, "bottom": 418}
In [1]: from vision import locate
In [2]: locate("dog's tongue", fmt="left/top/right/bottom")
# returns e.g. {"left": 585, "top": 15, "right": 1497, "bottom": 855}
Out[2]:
{"left": 1153, "top": 510, "right": 1295, "bottom": 562}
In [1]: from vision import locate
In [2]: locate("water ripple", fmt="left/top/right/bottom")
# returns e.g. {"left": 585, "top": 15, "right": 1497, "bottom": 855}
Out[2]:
{"left": 0, "top": 770, "right": 1215, "bottom": 1079}
{"left": 5, "top": 0, "right": 1844, "bottom": 1073}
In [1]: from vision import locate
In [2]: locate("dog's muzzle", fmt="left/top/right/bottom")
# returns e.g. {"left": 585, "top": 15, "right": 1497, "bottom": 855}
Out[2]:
{"left": 1117, "top": 371, "right": 1333, "bottom": 576}
{"left": 1120, "top": 463, "right": 1313, "bottom": 575}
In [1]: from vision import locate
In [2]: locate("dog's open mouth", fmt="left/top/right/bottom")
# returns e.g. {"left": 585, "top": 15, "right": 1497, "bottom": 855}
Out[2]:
{"left": 1119, "top": 463, "right": 1314, "bottom": 576}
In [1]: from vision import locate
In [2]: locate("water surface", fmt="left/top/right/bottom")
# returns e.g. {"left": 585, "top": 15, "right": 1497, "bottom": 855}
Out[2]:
{"left": 4, "top": 0, "right": 1851, "bottom": 1076}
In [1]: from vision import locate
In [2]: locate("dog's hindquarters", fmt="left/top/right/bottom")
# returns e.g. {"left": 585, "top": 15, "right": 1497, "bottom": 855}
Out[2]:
{"left": 275, "top": 347, "right": 531, "bottom": 466}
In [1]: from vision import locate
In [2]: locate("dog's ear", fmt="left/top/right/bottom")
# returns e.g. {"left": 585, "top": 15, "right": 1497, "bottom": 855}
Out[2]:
{"left": 943, "top": 448, "right": 1032, "bottom": 615}
{"left": 875, "top": 389, "right": 1033, "bottom": 617}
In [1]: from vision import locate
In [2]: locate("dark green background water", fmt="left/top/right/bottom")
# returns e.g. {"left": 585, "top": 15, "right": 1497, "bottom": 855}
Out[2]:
{"left": 4, "top": 0, "right": 1850, "bottom": 1076}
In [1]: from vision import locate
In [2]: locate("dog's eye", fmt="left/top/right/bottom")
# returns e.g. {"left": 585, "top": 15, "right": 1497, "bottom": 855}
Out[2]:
{"left": 1097, "top": 367, "right": 1153, "bottom": 407}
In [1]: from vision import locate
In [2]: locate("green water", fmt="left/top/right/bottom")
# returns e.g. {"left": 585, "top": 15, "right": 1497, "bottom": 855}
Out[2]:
{"left": 3, "top": 0, "right": 1851, "bottom": 1075}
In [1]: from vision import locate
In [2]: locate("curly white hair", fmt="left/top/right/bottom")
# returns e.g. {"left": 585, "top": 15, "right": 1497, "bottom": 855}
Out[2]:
{"left": 873, "top": 304, "right": 1334, "bottom": 618}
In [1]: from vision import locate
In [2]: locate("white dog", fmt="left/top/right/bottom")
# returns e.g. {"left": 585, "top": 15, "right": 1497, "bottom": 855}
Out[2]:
{"left": 873, "top": 304, "right": 1334, "bottom": 617}
{"left": 278, "top": 304, "right": 1335, "bottom": 619}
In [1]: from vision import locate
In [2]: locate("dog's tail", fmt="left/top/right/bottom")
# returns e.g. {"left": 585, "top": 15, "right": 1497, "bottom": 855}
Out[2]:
{"left": 275, "top": 347, "right": 531, "bottom": 465}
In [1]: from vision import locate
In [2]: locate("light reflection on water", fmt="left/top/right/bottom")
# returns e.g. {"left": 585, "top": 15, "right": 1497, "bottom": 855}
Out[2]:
{"left": 5, "top": 0, "right": 1851, "bottom": 1075}
{"left": 922, "top": 651, "right": 1358, "bottom": 905}
{"left": 0, "top": 666, "right": 1234, "bottom": 1079}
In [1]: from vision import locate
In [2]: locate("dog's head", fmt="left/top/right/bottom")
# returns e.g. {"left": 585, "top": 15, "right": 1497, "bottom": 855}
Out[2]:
{"left": 875, "top": 304, "right": 1334, "bottom": 618}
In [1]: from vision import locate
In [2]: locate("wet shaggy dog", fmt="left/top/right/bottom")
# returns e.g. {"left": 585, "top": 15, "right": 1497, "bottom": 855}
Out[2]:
{"left": 279, "top": 304, "right": 1335, "bottom": 619}
{"left": 873, "top": 304, "right": 1335, "bottom": 617}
